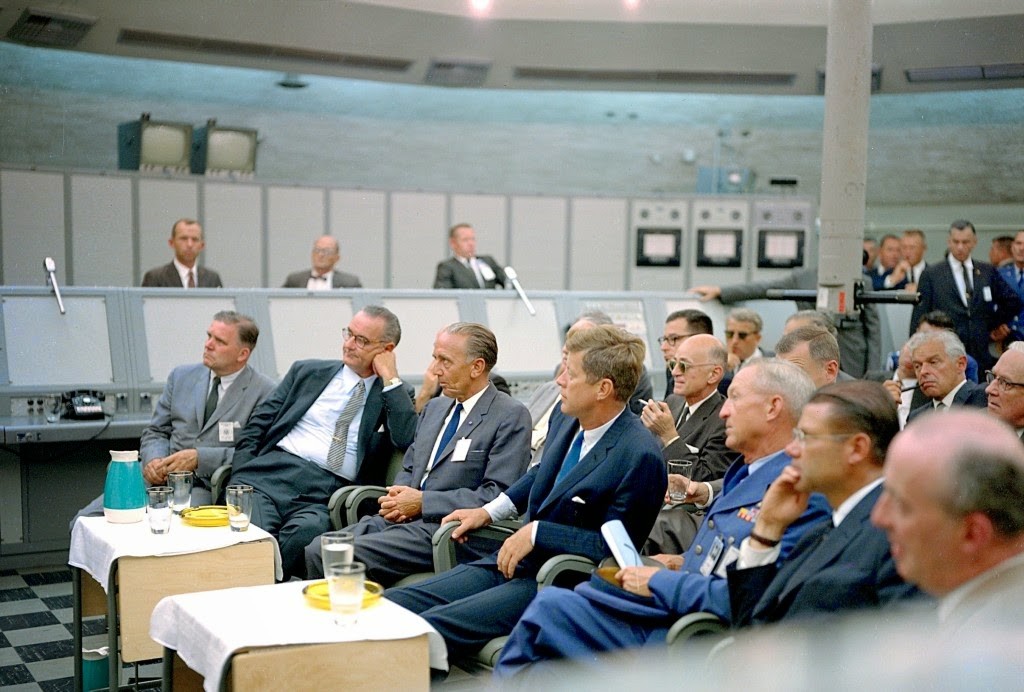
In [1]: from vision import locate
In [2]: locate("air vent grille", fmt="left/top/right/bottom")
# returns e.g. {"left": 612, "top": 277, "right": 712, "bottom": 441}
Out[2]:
{"left": 905, "top": 63, "right": 1024, "bottom": 83}
{"left": 6, "top": 7, "right": 96, "bottom": 47}
{"left": 425, "top": 59, "right": 491, "bottom": 87}
{"left": 514, "top": 66, "right": 794, "bottom": 87}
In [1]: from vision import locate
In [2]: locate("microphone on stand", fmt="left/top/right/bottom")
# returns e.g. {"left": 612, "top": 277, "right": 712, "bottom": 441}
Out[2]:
{"left": 503, "top": 266, "right": 536, "bottom": 316}
{"left": 44, "top": 257, "right": 66, "bottom": 315}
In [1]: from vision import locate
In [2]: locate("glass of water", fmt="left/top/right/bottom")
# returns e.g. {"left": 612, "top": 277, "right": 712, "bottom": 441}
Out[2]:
{"left": 667, "top": 459, "right": 694, "bottom": 503}
{"left": 326, "top": 562, "right": 365, "bottom": 626}
{"left": 146, "top": 487, "right": 173, "bottom": 534}
{"left": 225, "top": 485, "right": 254, "bottom": 532}
{"left": 321, "top": 531, "right": 355, "bottom": 575}
{"left": 167, "top": 471, "right": 193, "bottom": 514}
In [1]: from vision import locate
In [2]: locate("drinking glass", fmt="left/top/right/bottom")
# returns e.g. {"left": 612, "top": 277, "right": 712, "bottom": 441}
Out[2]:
{"left": 327, "top": 562, "right": 365, "bottom": 626}
{"left": 667, "top": 459, "right": 694, "bottom": 503}
{"left": 167, "top": 471, "right": 193, "bottom": 514}
{"left": 225, "top": 485, "right": 254, "bottom": 531}
{"left": 321, "top": 531, "right": 355, "bottom": 575}
{"left": 146, "top": 486, "right": 173, "bottom": 534}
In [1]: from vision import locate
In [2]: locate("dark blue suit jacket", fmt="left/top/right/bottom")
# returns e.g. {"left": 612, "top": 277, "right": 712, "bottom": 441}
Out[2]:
{"left": 906, "top": 379, "right": 988, "bottom": 423}
{"left": 997, "top": 263, "right": 1024, "bottom": 340}
{"left": 485, "top": 404, "right": 666, "bottom": 575}
{"left": 727, "top": 484, "right": 922, "bottom": 627}
{"left": 232, "top": 359, "right": 417, "bottom": 484}
{"left": 910, "top": 259, "right": 1021, "bottom": 370}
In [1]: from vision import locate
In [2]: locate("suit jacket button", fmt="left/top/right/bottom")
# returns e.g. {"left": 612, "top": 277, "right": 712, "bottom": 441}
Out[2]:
{"left": 694, "top": 545, "right": 703, "bottom": 555}
{"left": 708, "top": 519, "right": 715, "bottom": 529}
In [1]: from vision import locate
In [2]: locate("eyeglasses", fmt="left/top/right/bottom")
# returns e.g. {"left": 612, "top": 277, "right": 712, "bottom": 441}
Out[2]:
{"left": 985, "top": 370, "right": 1024, "bottom": 392}
{"left": 791, "top": 428, "right": 856, "bottom": 445}
{"left": 724, "top": 330, "right": 758, "bottom": 340}
{"left": 667, "top": 360, "right": 716, "bottom": 373}
{"left": 658, "top": 333, "right": 699, "bottom": 347}
{"left": 312, "top": 247, "right": 338, "bottom": 256}
{"left": 342, "top": 327, "right": 384, "bottom": 349}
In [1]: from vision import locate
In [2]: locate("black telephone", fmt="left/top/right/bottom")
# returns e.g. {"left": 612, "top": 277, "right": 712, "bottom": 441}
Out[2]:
{"left": 61, "top": 390, "right": 106, "bottom": 420}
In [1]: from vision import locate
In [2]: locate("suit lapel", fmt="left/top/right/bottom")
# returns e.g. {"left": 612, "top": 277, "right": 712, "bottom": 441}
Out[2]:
{"left": 430, "top": 386, "right": 496, "bottom": 472}
{"left": 198, "top": 366, "right": 250, "bottom": 434}
{"left": 193, "top": 368, "right": 211, "bottom": 430}
{"left": 535, "top": 412, "right": 625, "bottom": 516}
{"left": 355, "top": 377, "right": 384, "bottom": 463}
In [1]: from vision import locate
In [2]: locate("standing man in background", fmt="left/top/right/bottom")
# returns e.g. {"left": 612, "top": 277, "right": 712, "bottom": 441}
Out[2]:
{"left": 282, "top": 235, "right": 362, "bottom": 290}
{"left": 433, "top": 223, "right": 506, "bottom": 289}
{"left": 142, "top": 218, "right": 223, "bottom": 288}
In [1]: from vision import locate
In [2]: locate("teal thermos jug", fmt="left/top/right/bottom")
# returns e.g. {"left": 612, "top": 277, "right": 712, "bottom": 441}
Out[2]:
{"left": 102, "top": 450, "right": 146, "bottom": 523}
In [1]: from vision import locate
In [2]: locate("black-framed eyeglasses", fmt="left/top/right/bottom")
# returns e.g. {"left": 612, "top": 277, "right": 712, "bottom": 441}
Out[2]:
{"left": 658, "top": 333, "right": 699, "bottom": 347}
{"left": 724, "top": 330, "right": 758, "bottom": 340}
{"left": 791, "top": 428, "right": 856, "bottom": 445}
{"left": 342, "top": 327, "right": 384, "bottom": 349}
{"left": 985, "top": 370, "right": 1024, "bottom": 392}
{"left": 667, "top": 360, "right": 716, "bottom": 374}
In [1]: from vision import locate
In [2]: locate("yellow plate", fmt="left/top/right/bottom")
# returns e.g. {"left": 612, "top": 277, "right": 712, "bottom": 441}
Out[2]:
{"left": 180, "top": 505, "right": 229, "bottom": 527}
{"left": 303, "top": 580, "right": 383, "bottom": 610}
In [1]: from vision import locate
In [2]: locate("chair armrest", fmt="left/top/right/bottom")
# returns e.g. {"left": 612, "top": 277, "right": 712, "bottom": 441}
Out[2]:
{"left": 431, "top": 519, "right": 522, "bottom": 574}
{"left": 342, "top": 485, "right": 388, "bottom": 526}
{"left": 210, "top": 464, "right": 231, "bottom": 504}
{"left": 327, "top": 487, "right": 359, "bottom": 530}
{"left": 536, "top": 554, "right": 596, "bottom": 590}
{"left": 665, "top": 612, "right": 727, "bottom": 645}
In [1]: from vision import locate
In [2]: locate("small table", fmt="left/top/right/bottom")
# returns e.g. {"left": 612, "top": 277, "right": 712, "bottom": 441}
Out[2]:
{"left": 69, "top": 515, "right": 282, "bottom": 691}
{"left": 150, "top": 580, "right": 448, "bottom": 692}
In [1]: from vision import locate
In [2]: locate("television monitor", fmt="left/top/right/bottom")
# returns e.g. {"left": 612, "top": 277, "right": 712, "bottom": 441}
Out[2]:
{"left": 696, "top": 228, "right": 743, "bottom": 268}
{"left": 191, "top": 121, "right": 258, "bottom": 175}
{"left": 117, "top": 115, "right": 193, "bottom": 173}
{"left": 635, "top": 227, "right": 682, "bottom": 267}
{"left": 757, "top": 229, "right": 805, "bottom": 268}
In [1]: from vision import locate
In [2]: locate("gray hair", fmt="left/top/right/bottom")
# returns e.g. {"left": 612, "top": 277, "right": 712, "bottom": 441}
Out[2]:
{"left": 743, "top": 358, "right": 816, "bottom": 422}
{"left": 443, "top": 322, "right": 498, "bottom": 372}
{"left": 727, "top": 307, "right": 763, "bottom": 333}
{"left": 574, "top": 310, "right": 614, "bottom": 327}
{"left": 359, "top": 305, "right": 402, "bottom": 346}
{"left": 1007, "top": 341, "right": 1024, "bottom": 355}
{"left": 785, "top": 310, "right": 838, "bottom": 338}
{"left": 907, "top": 329, "right": 966, "bottom": 361}
{"left": 212, "top": 310, "right": 259, "bottom": 349}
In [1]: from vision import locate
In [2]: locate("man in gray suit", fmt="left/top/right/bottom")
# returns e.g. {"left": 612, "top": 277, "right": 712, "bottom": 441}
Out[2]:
{"left": 904, "top": 329, "right": 987, "bottom": 423}
{"left": 305, "top": 322, "right": 532, "bottom": 585}
{"left": 230, "top": 305, "right": 418, "bottom": 577}
{"left": 74, "top": 311, "right": 275, "bottom": 522}
{"left": 141, "top": 218, "right": 223, "bottom": 288}
{"left": 282, "top": 235, "right": 362, "bottom": 289}
{"left": 433, "top": 223, "right": 506, "bottom": 289}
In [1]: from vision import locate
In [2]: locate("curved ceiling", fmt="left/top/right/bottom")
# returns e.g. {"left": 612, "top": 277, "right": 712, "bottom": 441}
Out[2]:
{"left": 2, "top": 0, "right": 1023, "bottom": 95}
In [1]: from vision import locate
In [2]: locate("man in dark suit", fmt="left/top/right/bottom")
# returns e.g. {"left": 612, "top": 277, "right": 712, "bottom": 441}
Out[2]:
{"left": 728, "top": 380, "right": 920, "bottom": 627}
{"left": 870, "top": 234, "right": 908, "bottom": 290}
{"left": 997, "top": 230, "right": 1024, "bottom": 342}
{"left": 776, "top": 325, "right": 845, "bottom": 388}
{"left": 304, "top": 323, "right": 532, "bottom": 585}
{"left": 691, "top": 267, "right": 881, "bottom": 378}
{"left": 905, "top": 329, "right": 987, "bottom": 423}
{"left": 432, "top": 223, "right": 506, "bottom": 289}
{"left": 385, "top": 324, "right": 667, "bottom": 667}
{"left": 493, "top": 359, "right": 831, "bottom": 679}
{"left": 141, "top": 218, "right": 223, "bottom": 288}
{"left": 73, "top": 311, "right": 276, "bottom": 523}
{"left": 281, "top": 235, "right": 362, "bottom": 289}
{"left": 229, "top": 305, "right": 417, "bottom": 577}
{"left": 641, "top": 334, "right": 734, "bottom": 554}
{"left": 910, "top": 219, "right": 1021, "bottom": 372}
{"left": 657, "top": 309, "right": 714, "bottom": 398}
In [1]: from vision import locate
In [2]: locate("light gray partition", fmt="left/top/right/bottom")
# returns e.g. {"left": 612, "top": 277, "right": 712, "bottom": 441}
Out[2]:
{"left": 451, "top": 194, "right": 508, "bottom": 265}
{"left": 138, "top": 294, "right": 238, "bottom": 383}
{"left": 630, "top": 199, "right": 689, "bottom": 292}
{"left": 483, "top": 297, "right": 562, "bottom": 375}
{"left": 330, "top": 189, "right": 386, "bottom": 288}
{"left": 390, "top": 192, "right": 447, "bottom": 290}
{"left": 266, "top": 295, "right": 354, "bottom": 376}
{"left": 205, "top": 182, "right": 263, "bottom": 287}
{"left": 575, "top": 297, "right": 654, "bottom": 370}
{"left": 1, "top": 295, "right": 114, "bottom": 387}
{"left": 570, "top": 198, "right": 629, "bottom": 291}
{"left": 510, "top": 196, "right": 568, "bottom": 290}
{"left": 267, "top": 186, "right": 326, "bottom": 288}
{"left": 1, "top": 170, "right": 66, "bottom": 285}
{"left": 381, "top": 296, "right": 462, "bottom": 375}
{"left": 138, "top": 178, "right": 199, "bottom": 278}
{"left": 70, "top": 174, "right": 134, "bottom": 287}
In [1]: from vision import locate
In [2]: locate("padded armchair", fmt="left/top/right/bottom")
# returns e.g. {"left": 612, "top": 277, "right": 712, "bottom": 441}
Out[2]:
{"left": 210, "top": 463, "right": 232, "bottom": 504}
{"left": 328, "top": 449, "right": 408, "bottom": 530}
{"left": 665, "top": 612, "right": 728, "bottom": 645}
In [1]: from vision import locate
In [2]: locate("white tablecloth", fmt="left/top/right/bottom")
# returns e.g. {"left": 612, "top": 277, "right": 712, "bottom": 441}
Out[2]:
{"left": 150, "top": 581, "right": 448, "bottom": 692}
{"left": 69, "top": 515, "right": 283, "bottom": 590}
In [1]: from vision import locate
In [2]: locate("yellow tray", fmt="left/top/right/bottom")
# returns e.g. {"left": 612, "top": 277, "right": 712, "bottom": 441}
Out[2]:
{"left": 180, "top": 505, "right": 229, "bottom": 527}
{"left": 303, "top": 580, "right": 383, "bottom": 610}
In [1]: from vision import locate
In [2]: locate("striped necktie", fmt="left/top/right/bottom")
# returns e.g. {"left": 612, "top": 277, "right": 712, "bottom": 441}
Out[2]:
{"left": 326, "top": 380, "right": 366, "bottom": 476}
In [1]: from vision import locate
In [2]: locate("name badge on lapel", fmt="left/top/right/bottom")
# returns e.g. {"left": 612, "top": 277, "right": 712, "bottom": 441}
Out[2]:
{"left": 453, "top": 438, "right": 472, "bottom": 461}
{"left": 983, "top": 286, "right": 993, "bottom": 302}
{"left": 219, "top": 421, "right": 236, "bottom": 442}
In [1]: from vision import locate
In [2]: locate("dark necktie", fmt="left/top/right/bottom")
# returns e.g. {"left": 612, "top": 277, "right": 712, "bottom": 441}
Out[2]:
{"left": 962, "top": 262, "right": 973, "bottom": 302}
{"left": 1017, "top": 270, "right": 1023, "bottom": 291}
{"left": 326, "top": 380, "right": 366, "bottom": 476}
{"left": 676, "top": 406, "right": 691, "bottom": 429}
{"left": 554, "top": 430, "right": 585, "bottom": 485}
{"left": 421, "top": 402, "right": 464, "bottom": 488}
{"left": 203, "top": 376, "right": 220, "bottom": 425}
{"left": 187, "top": 270, "right": 196, "bottom": 288}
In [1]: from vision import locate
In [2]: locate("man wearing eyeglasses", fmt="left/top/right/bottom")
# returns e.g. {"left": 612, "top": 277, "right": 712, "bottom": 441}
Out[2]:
{"left": 985, "top": 342, "right": 1024, "bottom": 439}
{"left": 229, "top": 305, "right": 417, "bottom": 577}
{"left": 282, "top": 235, "right": 362, "bottom": 290}
{"left": 904, "top": 329, "right": 987, "bottom": 424}
{"left": 657, "top": 309, "right": 714, "bottom": 398}
{"left": 642, "top": 334, "right": 735, "bottom": 554}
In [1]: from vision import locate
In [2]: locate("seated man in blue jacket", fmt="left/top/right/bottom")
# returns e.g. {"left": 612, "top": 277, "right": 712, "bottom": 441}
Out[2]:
{"left": 494, "top": 358, "right": 831, "bottom": 678}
